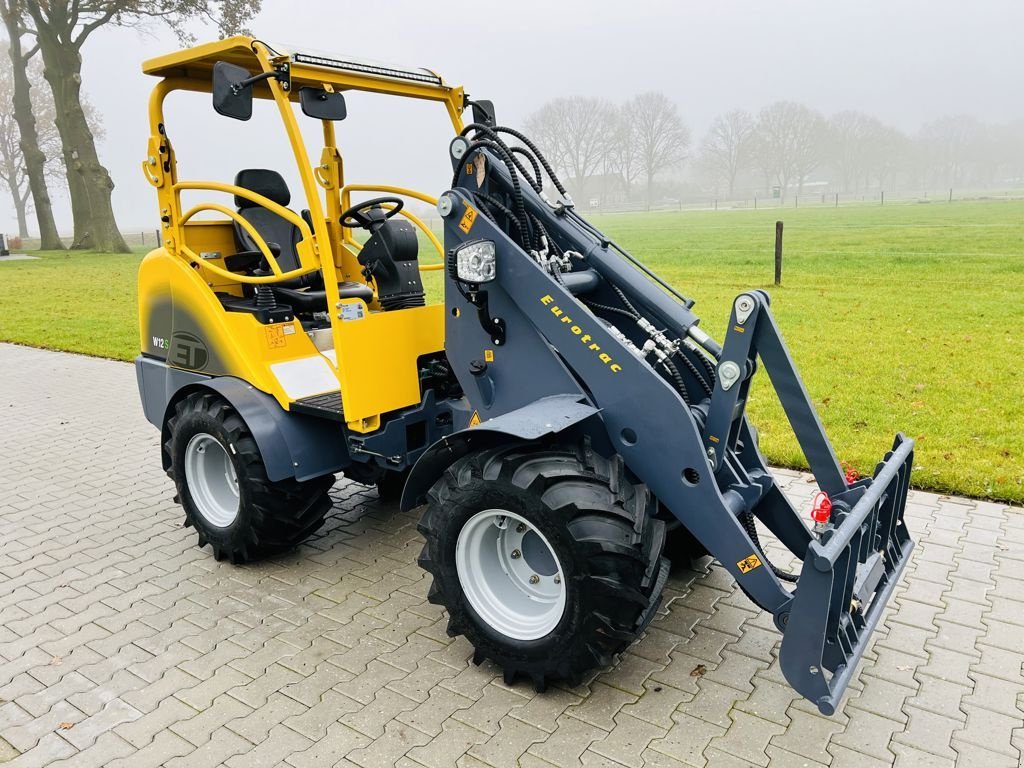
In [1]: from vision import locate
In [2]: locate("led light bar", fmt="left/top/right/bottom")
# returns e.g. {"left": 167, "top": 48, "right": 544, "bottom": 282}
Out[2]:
{"left": 292, "top": 53, "right": 442, "bottom": 85}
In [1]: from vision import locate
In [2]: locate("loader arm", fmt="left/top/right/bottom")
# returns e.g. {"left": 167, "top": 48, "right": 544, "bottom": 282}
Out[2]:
{"left": 431, "top": 133, "right": 915, "bottom": 714}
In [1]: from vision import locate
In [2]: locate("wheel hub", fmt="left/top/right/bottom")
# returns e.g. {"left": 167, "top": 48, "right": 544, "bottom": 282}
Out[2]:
{"left": 455, "top": 509, "right": 566, "bottom": 641}
{"left": 183, "top": 433, "right": 240, "bottom": 528}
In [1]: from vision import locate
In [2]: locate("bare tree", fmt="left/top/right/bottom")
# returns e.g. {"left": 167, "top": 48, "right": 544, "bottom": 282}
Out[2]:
{"left": 828, "top": 111, "right": 877, "bottom": 192}
{"left": 15, "top": 0, "right": 261, "bottom": 252}
{"left": 524, "top": 97, "right": 618, "bottom": 202}
{"left": 698, "top": 109, "right": 754, "bottom": 197}
{"left": 0, "top": 1, "right": 64, "bottom": 248}
{"left": 865, "top": 124, "right": 908, "bottom": 191}
{"left": 624, "top": 92, "right": 690, "bottom": 203}
{"left": 916, "top": 115, "right": 986, "bottom": 187}
{"left": 606, "top": 108, "right": 642, "bottom": 200}
{"left": 752, "top": 101, "right": 827, "bottom": 200}
{"left": 0, "top": 43, "right": 65, "bottom": 238}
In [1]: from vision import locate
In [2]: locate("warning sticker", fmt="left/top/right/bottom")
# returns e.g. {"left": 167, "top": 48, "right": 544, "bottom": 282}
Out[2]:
{"left": 736, "top": 554, "right": 762, "bottom": 574}
{"left": 459, "top": 204, "right": 478, "bottom": 234}
{"left": 484, "top": 349, "right": 494, "bottom": 362}
{"left": 265, "top": 325, "right": 287, "bottom": 349}
{"left": 468, "top": 410, "right": 482, "bottom": 427}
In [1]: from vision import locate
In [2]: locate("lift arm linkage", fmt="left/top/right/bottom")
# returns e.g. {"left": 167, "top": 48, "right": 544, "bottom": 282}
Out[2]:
{"left": 704, "top": 291, "right": 916, "bottom": 715}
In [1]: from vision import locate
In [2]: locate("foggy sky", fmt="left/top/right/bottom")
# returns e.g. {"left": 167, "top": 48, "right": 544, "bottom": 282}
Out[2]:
{"left": 7, "top": 0, "right": 1024, "bottom": 234}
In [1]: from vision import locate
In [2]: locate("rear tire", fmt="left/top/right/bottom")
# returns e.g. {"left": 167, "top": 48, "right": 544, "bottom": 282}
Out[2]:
{"left": 165, "top": 391, "right": 334, "bottom": 563}
{"left": 417, "top": 441, "right": 668, "bottom": 690}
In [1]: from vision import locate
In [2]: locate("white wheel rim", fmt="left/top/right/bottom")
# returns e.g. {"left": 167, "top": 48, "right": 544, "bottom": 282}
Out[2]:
{"left": 455, "top": 509, "right": 566, "bottom": 641}
{"left": 184, "top": 433, "right": 239, "bottom": 528}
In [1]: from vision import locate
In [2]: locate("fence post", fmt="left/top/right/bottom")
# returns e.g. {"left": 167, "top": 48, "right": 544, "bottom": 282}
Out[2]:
{"left": 754, "top": 195, "right": 757, "bottom": 210}
{"left": 881, "top": 190, "right": 884, "bottom": 206}
{"left": 141, "top": 231, "right": 145, "bottom": 245}
{"left": 835, "top": 192, "right": 839, "bottom": 208}
{"left": 156, "top": 229, "right": 162, "bottom": 247}
{"left": 949, "top": 188, "right": 953, "bottom": 203}
{"left": 774, "top": 220, "right": 783, "bottom": 287}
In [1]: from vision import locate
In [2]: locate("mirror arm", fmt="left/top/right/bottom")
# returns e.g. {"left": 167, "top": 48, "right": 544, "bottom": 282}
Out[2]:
{"left": 231, "top": 70, "right": 280, "bottom": 95}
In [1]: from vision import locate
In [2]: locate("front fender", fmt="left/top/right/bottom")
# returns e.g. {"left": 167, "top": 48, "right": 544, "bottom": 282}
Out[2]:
{"left": 399, "top": 394, "right": 601, "bottom": 510}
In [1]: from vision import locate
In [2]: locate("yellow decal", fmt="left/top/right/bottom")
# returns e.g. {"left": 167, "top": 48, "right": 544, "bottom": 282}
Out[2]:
{"left": 484, "top": 349, "right": 494, "bottom": 362}
{"left": 733, "top": 325, "right": 746, "bottom": 333}
{"left": 540, "top": 294, "right": 622, "bottom": 373}
{"left": 737, "top": 554, "right": 763, "bottom": 574}
{"left": 468, "top": 410, "right": 482, "bottom": 427}
{"left": 459, "top": 204, "right": 478, "bottom": 234}
{"left": 265, "top": 325, "right": 287, "bottom": 349}
{"left": 708, "top": 435, "right": 720, "bottom": 443}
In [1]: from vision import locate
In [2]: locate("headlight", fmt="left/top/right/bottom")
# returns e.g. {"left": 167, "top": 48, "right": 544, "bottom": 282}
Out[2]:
{"left": 455, "top": 240, "right": 496, "bottom": 284}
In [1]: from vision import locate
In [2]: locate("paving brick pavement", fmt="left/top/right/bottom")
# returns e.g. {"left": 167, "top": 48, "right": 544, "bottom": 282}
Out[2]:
{"left": 0, "top": 342, "right": 1021, "bottom": 767}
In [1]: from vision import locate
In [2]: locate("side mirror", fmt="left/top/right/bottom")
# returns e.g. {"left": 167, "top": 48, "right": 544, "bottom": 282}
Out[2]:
{"left": 299, "top": 87, "right": 347, "bottom": 121}
{"left": 471, "top": 99, "right": 496, "bottom": 127}
{"left": 212, "top": 61, "right": 254, "bottom": 121}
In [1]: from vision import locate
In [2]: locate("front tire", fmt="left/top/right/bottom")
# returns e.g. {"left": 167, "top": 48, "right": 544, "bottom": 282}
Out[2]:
{"left": 165, "top": 391, "right": 334, "bottom": 563}
{"left": 417, "top": 441, "right": 669, "bottom": 690}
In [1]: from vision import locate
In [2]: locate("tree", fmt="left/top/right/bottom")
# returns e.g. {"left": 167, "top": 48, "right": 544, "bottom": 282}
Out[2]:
{"left": 697, "top": 109, "right": 754, "bottom": 197}
{"left": 0, "top": 42, "right": 101, "bottom": 239}
{"left": 16, "top": 1, "right": 261, "bottom": 252}
{"left": 624, "top": 92, "right": 691, "bottom": 203}
{"left": 0, "top": 44, "right": 61, "bottom": 238}
{"left": 0, "top": 0, "right": 64, "bottom": 248}
{"left": 752, "top": 101, "right": 827, "bottom": 200}
{"left": 865, "top": 124, "right": 908, "bottom": 191}
{"left": 916, "top": 115, "right": 989, "bottom": 188}
{"left": 828, "top": 111, "right": 877, "bottom": 193}
{"left": 524, "top": 96, "right": 618, "bottom": 203}
{"left": 606, "top": 108, "right": 641, "bottom": 200}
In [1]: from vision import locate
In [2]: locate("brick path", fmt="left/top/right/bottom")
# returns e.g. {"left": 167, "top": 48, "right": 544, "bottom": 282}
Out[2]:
{"left": 0, "top": 342, "right": 1021, "bottom": 767}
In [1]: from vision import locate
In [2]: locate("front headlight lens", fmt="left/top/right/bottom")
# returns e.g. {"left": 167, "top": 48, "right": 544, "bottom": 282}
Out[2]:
{"left": 455, "top": 240, "right": 497, "bottom": 284}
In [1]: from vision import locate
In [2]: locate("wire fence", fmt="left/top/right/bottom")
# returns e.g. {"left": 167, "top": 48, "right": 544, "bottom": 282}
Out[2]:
{"left": 576, "top": 187, "right": 1024, "bottom": 215}
{"left": 11, "top": 186, "right": 1024, "bottom": 252}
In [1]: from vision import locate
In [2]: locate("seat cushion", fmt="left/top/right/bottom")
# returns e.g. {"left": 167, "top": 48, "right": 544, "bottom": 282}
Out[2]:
{"left": 270, "top": 281, "right": 374, "bottom": 314}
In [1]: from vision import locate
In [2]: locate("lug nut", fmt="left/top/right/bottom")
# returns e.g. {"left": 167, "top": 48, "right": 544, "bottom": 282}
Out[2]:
{"left": 554, "top": 575, "right": 561, "bottom": 584}
{"left": 510, "top": 549, "right": 521, "bottom": 559}
{"left": 529, "top": 575, "right": 539, "bottom": 584}
{"left": 516, "top": 523, "right": 526, "bottom": 533}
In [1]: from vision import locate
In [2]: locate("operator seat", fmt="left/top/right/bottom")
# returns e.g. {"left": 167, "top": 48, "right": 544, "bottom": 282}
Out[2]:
{"left": 232, "top": 168, "right": 372, "bottom": 312}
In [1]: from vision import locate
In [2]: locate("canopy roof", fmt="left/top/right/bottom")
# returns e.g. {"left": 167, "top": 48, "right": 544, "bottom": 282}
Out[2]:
{"left": 142, "top": 36, "right": 459, "bottom": 102}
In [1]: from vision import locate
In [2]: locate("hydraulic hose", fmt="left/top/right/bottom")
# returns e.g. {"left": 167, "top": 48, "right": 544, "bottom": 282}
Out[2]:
{"left": 740, "top": 511, "right": 799, "bottom": 583}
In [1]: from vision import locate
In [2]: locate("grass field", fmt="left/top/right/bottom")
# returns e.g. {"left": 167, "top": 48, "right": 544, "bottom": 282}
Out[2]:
{"left": 1, "top": 200, "right": 1021, "bottom": 503}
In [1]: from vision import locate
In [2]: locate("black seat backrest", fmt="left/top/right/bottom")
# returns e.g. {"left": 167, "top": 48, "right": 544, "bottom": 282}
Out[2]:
{"left": 233, "top": 169, "right": 302, "bottom": 273}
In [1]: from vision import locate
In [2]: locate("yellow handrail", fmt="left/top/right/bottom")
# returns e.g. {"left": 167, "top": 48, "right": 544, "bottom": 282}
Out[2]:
{"left": 177, "top": 201, "right": 319, "bottom": 285}
{"left": 175, "top": 180, "right": 315, "bottom": 241}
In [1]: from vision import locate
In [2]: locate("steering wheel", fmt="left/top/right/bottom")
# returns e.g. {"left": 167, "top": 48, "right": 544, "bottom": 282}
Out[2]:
{"left": 340, "top": 196, "right": 404, "bottom": 229}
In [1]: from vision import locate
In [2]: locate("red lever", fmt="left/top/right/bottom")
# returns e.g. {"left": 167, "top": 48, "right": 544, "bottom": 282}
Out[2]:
{"left": 842, "top": 461, "right": 860, "bottom": 485}
{"left": 811, "top": 491, "right": 832, "bottom": 525}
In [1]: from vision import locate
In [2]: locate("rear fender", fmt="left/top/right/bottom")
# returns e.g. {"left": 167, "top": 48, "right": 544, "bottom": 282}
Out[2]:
{"left": 138, "top": 355, "right": 349, "bottom": 483}
{"left": 400, "top": 394, "right": 601, "bottom": 510}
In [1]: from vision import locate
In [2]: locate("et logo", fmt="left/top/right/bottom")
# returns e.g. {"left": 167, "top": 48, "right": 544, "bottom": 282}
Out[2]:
{"left": 169, "top": 331, "right": 209, "bottom": 371}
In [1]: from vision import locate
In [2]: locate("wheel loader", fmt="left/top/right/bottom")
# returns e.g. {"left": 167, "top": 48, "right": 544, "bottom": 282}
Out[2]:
{"left": 136, "top": 37, "right": 915, "bottom": 715}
